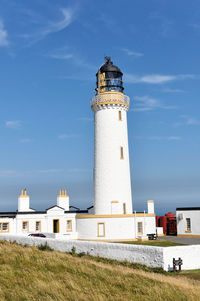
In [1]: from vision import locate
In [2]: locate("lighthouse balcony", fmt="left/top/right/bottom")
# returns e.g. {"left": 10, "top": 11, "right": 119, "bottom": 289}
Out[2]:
{"left": 91, "top": 93, "right": 130, "bottom": 108}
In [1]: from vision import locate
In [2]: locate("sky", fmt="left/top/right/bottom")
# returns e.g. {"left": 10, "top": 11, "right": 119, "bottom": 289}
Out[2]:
{"left": 0, "top": 0, "right": 200, "bottom": 215}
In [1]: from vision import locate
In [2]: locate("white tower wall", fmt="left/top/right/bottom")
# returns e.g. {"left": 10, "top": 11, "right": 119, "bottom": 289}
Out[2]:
{"left": 93, "top": 103, "right": 132, "bottom": 215}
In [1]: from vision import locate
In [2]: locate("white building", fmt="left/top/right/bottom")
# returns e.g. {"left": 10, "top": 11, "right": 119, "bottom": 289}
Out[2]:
{"left": 176, "top": 207, "right": 200, "bottom": 237}
{"left": 0, "top": 189, "right": 156, "bottom": 240}
{"left": 0, "top": 57, "right": 156, "bottom": 241}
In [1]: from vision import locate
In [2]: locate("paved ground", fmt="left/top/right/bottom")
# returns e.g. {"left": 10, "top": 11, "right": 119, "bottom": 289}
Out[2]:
{"left": 158, "top": 235, "right": 200, "bottom": 245}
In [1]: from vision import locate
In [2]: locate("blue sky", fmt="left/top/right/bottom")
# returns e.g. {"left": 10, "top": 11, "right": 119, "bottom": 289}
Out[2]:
{"left": 0, "top": 0, "right": 200, "bottom": 215}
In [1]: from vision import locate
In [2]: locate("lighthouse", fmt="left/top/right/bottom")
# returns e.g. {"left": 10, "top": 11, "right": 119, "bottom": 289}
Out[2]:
{"left": 91, "top": 57, "right": 133, "bottom": 215}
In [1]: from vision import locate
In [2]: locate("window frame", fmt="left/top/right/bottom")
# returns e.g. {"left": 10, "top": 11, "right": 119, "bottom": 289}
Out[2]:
{"left": 97, "top": 223, "right": 105, "bottom": 237}
{"left": 66, "top": 220, "right": 72, "bottom": 232}
{"left": 0, "top": 222, "right": 9, "bottom": 233}
{"left": 35, "top": 221, "right": 41, "bottom": 232}
{"left": 186, "top": 218, "right": 191, "bottom": 232}
{"left": 137, "top": 222, "right": 143, "bottom": 235}
{"left": 22, "top": 221, "right": 29, "bottom": 232}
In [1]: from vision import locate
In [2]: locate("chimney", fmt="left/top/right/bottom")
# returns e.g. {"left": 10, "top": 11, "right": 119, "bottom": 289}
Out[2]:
{"left": 18, "top": 189, "right": 31, "bottom": 212}
{"left": 57, "top": 189, "right": 69, "bottom": 211}
{"left": 147, "top": 200, "right": 154, "bottom": 214}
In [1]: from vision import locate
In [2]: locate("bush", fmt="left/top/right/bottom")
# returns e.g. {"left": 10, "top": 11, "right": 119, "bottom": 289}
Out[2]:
{"left": 38, "top": 243, "right": 53, "bottom": 251}
{"left": 77, "top": 252, "right": 86, "bottom": 257}
{"left": 70, "top": 246, "right": 76, "bottom": 256}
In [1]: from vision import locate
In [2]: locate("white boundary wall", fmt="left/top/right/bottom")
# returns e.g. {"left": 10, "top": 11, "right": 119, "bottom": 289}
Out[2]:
{"left": 163, "top": 245, "right": 200, "bottom": 271}
{"left": 0, "top": 234, "right": 200, "bottom": 271}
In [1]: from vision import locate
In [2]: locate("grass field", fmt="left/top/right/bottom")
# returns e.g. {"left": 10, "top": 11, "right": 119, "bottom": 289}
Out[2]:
{"left": 119, "top": 239, "right": 186, "bottom": 247}
{"left": 0, "top": 241, "right": 199, "bottom": 301}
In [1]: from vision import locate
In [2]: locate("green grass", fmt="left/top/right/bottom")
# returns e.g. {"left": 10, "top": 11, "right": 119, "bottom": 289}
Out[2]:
{"left": 118, "top": 239, "right": 186, "bottom": 247}
{"left": 176, "top": 269, "right": 200, "bottom": 281}
{"left": 0, "top": 241, "right": 199, "bottom": 300}
{"left": 87, "top": 254, "right": 200, "bottom": 280}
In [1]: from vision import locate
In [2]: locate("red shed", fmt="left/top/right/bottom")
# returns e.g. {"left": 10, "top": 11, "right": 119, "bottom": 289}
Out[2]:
{"left": 156, "top": 212, "right": 177, "bottom": 235}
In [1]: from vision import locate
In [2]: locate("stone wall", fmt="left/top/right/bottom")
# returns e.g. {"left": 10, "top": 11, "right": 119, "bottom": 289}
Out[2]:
{"left": 0, "top": 234, "right": 164, "bottom": 269}
{"left": 0, "top": 234, "right": 200, "bottom": 271}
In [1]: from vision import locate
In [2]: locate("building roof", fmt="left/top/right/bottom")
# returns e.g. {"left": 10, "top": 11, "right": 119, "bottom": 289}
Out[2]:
{"left": 176, "top": 207, "right": 200, "bottom": 211}
{"left": 0, "top": 206, "right": 89, "bottom": 217}
{"left": 69, "top": 205, "right": 80, "bottom": 211}
{"left": 0, "top": 212, "right": 17, "bottom": 218}
{"left": 65, "top": 210, "right": 88, "bottom": 213}
{"left": 16, "top": 211, "right": 46, "bottom": 214}
{"left": 87, "top": 205, "right": 94, "bottom": 210}
{"left": 46, "top": 205, "right": 65, "bottom": 211}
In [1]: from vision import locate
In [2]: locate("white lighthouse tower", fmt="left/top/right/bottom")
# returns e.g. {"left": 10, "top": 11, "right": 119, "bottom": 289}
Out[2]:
{"left": 91, "top": 57, "right": 133, "bottom": 215}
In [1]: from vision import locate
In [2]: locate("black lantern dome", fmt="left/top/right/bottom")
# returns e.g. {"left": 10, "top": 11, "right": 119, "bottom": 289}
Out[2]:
{"left": 96, "top": 57, "right": 124, "bottom": 94}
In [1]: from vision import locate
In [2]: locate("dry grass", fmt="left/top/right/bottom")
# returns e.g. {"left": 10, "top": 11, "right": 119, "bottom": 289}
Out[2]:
{"left": 0, "top": 241, "right": 199, "bottom": 301}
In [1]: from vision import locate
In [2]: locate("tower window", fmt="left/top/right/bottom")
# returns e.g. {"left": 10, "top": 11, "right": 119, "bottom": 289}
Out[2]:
{"left": 120, "top": 146, "right": 124, "bottom": 159}
{"left": 137, "top": 222, "right": 143, "bottom": 235}
{"left": 118, "top": 111, "right": 122, "bottom": 121}
{"left": 186, "top": 218, "right": 191, "bottom": 232}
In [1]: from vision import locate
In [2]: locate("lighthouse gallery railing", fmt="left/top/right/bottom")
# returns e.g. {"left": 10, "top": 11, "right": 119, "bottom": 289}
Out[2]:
{"left": 91, "top": 94, "right": 130, "bottom": 106}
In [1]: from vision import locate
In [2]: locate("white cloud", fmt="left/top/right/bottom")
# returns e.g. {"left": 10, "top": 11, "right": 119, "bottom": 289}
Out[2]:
{"left": 149, "top": 136, "right": 181, "bottom": 141}
{"left": 133, "top": 96, "right": 176, "bottom": 112}
{"left": 39, "top": 168, "right": 91, "bottom": 173}
{"left": 48, "top": 46, "right": 95, "bottom": 70}
{"left": 173, "top": 115, "right": 200, "bottom": 127}
{"left": 22, "top": 7, "right": 75, "bottom": 45}
{"left": 20, "top": 138, "right": 31, "bottom": 143}
{"left": 125, "top": 73, "right": 194, "bottom": 84}
{"left": 58, "top": 134, "right": 79, "bottom": 140}
{"left": 181, "top": 115, "right": 200, "bottom": 126}
{"left": 0, "top": 19, "right": 9, "bottom": 46}
{"left": 0, "top": 170, "right": 16, "bottom": 177}
{"left": 167, "top": 136, "right": 181, "bottom": 140}
{"left": 39, "top": 169, "right": 64, "bottom": 173}
{"left": 121, "top": 48, "right": 143, "bottom": 57}
{"left": 135, "top": 136, "right": 181, "bottom": 141}
{"left": 42, "top": 8, "right": 74, "bottom": 36}
{"left": 5, "top": 120, "right": 21, "bottom": 129}
{"left": 47, "top": 46, "right": 73, "bottom": 60}
{"left": 163, "top": 88, "right": 184, "bottom": 93}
